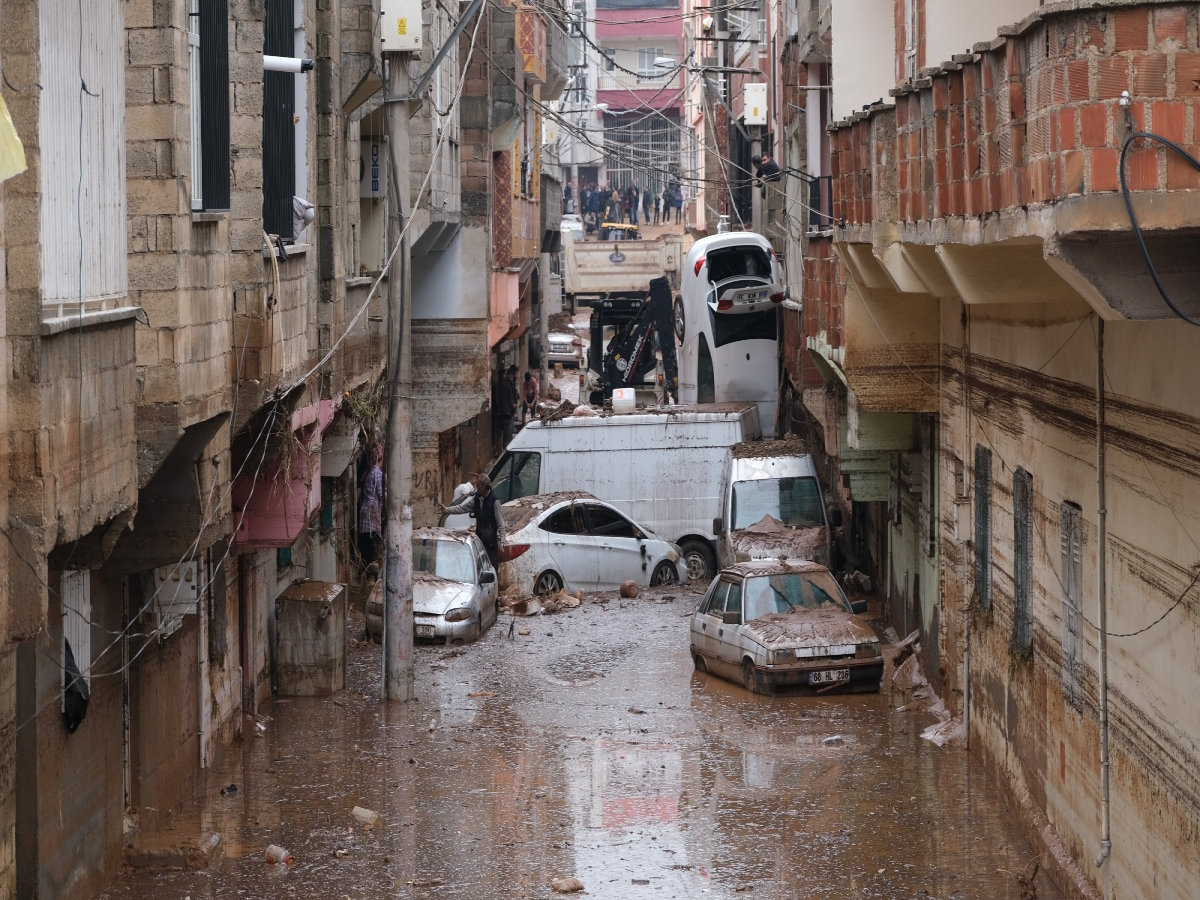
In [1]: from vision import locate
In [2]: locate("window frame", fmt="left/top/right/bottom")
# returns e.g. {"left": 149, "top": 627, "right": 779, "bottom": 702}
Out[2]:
{"left": 1013, "top": 467, "right": 1034, "bottom": 653}
{"left": 973, "top": 444, "right": 992, "bottom": 609}
{"left": 190, "top": 0, "right": 231, "bottom": 212}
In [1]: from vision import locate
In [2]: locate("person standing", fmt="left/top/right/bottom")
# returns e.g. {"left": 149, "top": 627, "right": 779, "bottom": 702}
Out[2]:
{"left": 496, "top": 364, "right": 519, "bottom": 447}
{"left": 520, "top": 370, "right": 540, "bottom": 424}
{"left": 661, "top": 186, "right": 672, "bottom": 225}
{"left": 628, "top": 183, "right": 640, "bottom": 226}
{"left": 642, "top": 186, "right": 652, "bottom": 225}
{"left": 357, "top": 445, "right": 384, "bottom": 570}
{"left": 653, "top": 190, "right": 661, "bottom": 225}
{"left": 442, "top": 474, "right": 506, "bottom": 569}
{"left": 608, "top": 184, "right": 622, "bottom": 223}
{"left": 674, "top": 184, "right": 684, "bottom": 223}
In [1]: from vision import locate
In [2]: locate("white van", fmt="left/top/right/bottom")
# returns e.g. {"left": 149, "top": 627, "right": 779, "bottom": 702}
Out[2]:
{"left": 443, "top": 403, "right": 762, "bottom": 581}
{"left": 714, "top": 440, "right": 841, "bottom": 572}
{"left": 676, "top": 233, "right": 785, "bottom": 436}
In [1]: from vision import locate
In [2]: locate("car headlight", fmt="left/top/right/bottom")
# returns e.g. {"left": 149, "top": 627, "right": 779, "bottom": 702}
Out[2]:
{"left": 444, "top": 607, "right": 473, "bottom": 623}
{"left": 768, "top": 649, "right": 794, "bottom": 666}
{"left": 855, "top": 642, "right": 880, "bottom": 658}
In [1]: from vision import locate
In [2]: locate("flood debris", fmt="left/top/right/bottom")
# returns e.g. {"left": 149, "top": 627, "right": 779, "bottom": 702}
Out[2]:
{"left": 542, "top": 590, "right": 583, "bottom": 613}
{"left": 408, "top": 877, "right": 445, "bottom": 887}
{"left": 264, "top": 845, "right": 292, "bottom": 865}
{"left": 619, "top": 580, "right": 639, "bottom": 599}
{"left": 822, "top": 735, "right": 844, "bottom": 746}
{"left": 550, "top": 876, "right": 585, "bottom": 893}
{"left": 219, "top": 783, "right": 238, "bottom": 796}
{"left": 333, "top": 848, "right": 351, "bottom": 859}
{"left": 351, "top": 806, "right": 382, "bottom": 828}
{"left": 843, "top": 570, "right": 873, "bottom": 593}
{"left": 467, "top": 690, "right": 495, "bottom": 699}
{"left": 518, "top": 627, "right": 532, "bottom": 636}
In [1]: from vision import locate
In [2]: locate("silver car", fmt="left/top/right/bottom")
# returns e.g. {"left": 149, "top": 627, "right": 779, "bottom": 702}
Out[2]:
{"left": 689, "top": 559, "right": 882, "bottom": 695}
{"left": 547, "top": 331, "right": 584, "bottom": 367}
{"left": 367, "top": 528, "right": 499, "bottom": 644}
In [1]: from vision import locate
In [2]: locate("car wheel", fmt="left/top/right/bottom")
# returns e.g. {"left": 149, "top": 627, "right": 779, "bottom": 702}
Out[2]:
{"left": 742, "top": 659, "right": 757, "bottom": 694}
{"left": 673, "top": 296, "right": 685, "bottom": 343}
{"left": 693, "top": 653, "right": 707, "bottom": 673}
{"left": 679, "top": 539, "right": 716, "bottom": 582}
{"left": 534, "top": 571, "right": 563, "bottom": 595}
{"left": 650, "top": 561, "right": 678, "bottom": 586}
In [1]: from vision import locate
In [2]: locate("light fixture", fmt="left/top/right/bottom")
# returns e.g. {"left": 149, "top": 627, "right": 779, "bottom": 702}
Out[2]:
{"left": 264, "top": 55, "right": 315, "bottom": 73}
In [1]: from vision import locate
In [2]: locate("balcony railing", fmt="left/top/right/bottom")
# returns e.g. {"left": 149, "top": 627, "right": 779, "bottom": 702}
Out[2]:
{"left": 597, "top": 70, "right": 682, "bottom": 95}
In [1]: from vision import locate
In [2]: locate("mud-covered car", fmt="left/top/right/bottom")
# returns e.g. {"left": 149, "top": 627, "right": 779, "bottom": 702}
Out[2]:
{"left": 547, "top": 331, "right": 584, "bottom": 367}
{"left": 366, "top": 528, "right": 498, "bottom": 644}
{"left": 689, "top": 559, "right": 882, "bottom": 694}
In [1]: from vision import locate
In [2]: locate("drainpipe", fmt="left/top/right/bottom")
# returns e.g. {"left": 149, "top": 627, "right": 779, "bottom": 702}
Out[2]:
{"left": 1095, "top": 316, "right": 1111, "bottom": 868}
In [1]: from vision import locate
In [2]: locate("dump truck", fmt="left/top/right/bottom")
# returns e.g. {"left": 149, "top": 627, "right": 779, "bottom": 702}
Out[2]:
{"left": 561, "top": 230, "right": 686, "bottom": 309}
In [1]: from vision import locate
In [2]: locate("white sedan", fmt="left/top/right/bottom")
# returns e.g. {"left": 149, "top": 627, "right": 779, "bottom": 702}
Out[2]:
{"left": 499, "top": 493, "right": 682, "bottom": 595}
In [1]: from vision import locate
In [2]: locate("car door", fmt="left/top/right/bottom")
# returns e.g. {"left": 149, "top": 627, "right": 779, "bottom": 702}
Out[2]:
{"left": 713, "top": 579, "right": 745, "bottom": 672}
{"left": 537, "top": 503, "right": 597, "bottom": 590}
{"left": 474, "top": 537, "right": 498, "bottom": 626}
{"left": 581, "top": 503, "right": 647, "bottom": 590}
{"left": 696, "top": 580, "right": 729, "bottom": 664}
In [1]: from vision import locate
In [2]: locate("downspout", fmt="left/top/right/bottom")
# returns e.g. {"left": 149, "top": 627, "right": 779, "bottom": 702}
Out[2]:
{"left": 1095, "top": 316, "right": 1111, "bottom": 868}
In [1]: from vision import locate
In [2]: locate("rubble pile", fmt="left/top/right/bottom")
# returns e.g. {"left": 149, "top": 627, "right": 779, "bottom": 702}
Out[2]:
{"left": 731, "top": 514, "right": 825, "bottom": 562}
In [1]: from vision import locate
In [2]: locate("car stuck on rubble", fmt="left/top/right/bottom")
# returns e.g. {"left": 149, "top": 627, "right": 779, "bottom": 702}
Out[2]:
{"left": 689, "top": 559, "right": 882, "bottom": 695}
{"left": 498, "top": 492, "right": 682, "bottom": 595}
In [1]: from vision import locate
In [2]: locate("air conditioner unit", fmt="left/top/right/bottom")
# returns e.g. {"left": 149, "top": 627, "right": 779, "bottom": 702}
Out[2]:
{"left": 146, "top": 561, "right": 200, "bottom": 641}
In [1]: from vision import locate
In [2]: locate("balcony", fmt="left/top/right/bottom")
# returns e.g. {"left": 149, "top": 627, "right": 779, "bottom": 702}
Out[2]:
{"left": 542, "top": 0, "right": 570, "bottom": 101}
{"left": 830, "top": 4, "right": 1200, "bottom": 321}
{"left": 518, "top": 4, "right": 548, "bottom": 86}
{"left": 598, "top": 70, "right": 684, "bottom": 110}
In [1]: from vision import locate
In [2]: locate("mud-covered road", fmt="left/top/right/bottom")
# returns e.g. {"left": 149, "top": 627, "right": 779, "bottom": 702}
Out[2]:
{"left": 100, "top": 588, "right": 1058, "bottom": 899}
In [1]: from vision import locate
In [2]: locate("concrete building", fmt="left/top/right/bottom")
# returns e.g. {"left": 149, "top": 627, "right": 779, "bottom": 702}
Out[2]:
{"left": 790, "top": 1, "right": 1200, "bottom": 896}
{"left": 0, "top": 0, "right": 386, "bottom": 895}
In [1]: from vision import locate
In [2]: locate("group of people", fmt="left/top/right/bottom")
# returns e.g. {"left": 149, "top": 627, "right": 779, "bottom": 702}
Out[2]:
{"left": 493, "top": 364, "right": 542, "bottom": 446}
{"left": 575, "top": 181, "right": 684, "bottom": 234}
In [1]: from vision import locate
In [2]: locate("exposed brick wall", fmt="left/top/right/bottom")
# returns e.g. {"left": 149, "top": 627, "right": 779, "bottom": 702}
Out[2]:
{"left": 837, "top": 3, "right": 1200, "bottom": 227}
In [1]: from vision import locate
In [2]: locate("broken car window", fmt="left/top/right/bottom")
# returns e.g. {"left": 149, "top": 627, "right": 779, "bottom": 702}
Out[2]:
{"left": 413, "top": 539, "right": 476, "bottom": 583}
{"left": 490, "top": 452, "right": 542, "bottom": 502}
{"left": 731, "top": 476, "right": 825, "bottom": 530}
{"left": 584, "top": 504, "right": 640, "bottom": 539}
{"left": 541, "top": 507, "right": 582, "bottom": 535}
{"left": 742, "top": 572, "right": 853, "bottom": 621}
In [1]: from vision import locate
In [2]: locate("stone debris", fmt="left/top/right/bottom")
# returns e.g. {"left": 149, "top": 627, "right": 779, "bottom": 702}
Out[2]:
{"left": 822, "top": 735, "right": 844, "bottom": 746}
{"left": 467, "top": 690, "right": 494, "bottom": 699}
{"left": 551, "top": 876, "right": 586, "bottom": 893}
{"left": 351, "top": 806, "right": 381, "bottom": 828}
{"left": 619, "top": 580, "right": 639, "bottom": 598}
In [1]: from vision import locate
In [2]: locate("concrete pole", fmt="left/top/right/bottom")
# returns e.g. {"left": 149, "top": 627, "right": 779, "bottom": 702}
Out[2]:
{"left": 539, "top": 251, "right": 551, "bottom": 399}
{"left": 384, "top": 57, "right": 415, "bottom": 701}
{"left": 750, "top": 129, "right": 762, "bottom": 234}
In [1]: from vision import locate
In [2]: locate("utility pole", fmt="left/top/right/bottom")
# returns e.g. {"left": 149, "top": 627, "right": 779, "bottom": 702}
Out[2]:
{"left": 539, "top": 250, "right": 551, "bottom": 395}
{"left": 750, "top": 128, "right": 762, "bottom": 233}
{"left": 383, "top": 56, "right": 415, "bottom": 701}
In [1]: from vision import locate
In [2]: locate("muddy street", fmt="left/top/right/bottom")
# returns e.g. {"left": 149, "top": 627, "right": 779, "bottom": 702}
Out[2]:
{"left": 100, "top": 590, "right": 1057, "bottom": 900}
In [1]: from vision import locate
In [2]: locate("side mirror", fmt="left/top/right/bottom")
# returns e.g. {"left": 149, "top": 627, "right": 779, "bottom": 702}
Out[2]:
{"left": 829, "top": 509, "right": 843, "bottom": 528}
{"left": 722, "top": 610, "right": 740, "bottom": 626}
{"left": 479, "top": 571, "right": 496, "bottom": 584}
{"left": 712, "top": 517, "right": 724, "bottom": 535}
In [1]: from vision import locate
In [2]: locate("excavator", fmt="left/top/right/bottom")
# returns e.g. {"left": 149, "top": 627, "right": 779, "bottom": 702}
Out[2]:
{"left": 587, "top": 275, "right": 679, "bottom": 406}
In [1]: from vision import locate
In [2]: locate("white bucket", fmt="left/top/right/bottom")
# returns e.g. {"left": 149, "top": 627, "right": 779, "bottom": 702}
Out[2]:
{"left": 611, "top": 388, "right": 636, "bottom": 414}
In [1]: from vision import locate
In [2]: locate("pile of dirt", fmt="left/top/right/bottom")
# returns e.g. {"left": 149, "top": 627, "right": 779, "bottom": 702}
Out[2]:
{"left": 548, "top": 312, "right": 574, "bottom": 333}
{"left": 731, "top": 437, "right": 808, "bottom": 458}
{"left": 731, "top": 515, "right": 825, "bottom": 561}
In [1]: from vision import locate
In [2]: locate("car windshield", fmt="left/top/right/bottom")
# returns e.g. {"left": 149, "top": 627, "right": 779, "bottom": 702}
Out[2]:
{"left": 412, "top": 539, "right": 475, "bottom": 583}
{"left": 731, "top": 477, "right": 824, "bottom": 529}
{"left": 705, "top": 244, "right": 774, "bottom": 282}
{"left": 742, "top": 572, "right": 852, "bottom": 620}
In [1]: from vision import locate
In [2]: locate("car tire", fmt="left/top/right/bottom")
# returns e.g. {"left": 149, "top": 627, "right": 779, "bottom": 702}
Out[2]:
{"left": 650, "top": 561, "right": 678, "bottom": 586}
{"left": 679, "top": 539, "right": 716, "bottom": 583}
{"left": 673, "top": 296, "right": 685, "bottom": 343}
{"left": 692, "top": 653, "right": 707, "bottom": 673}
{"left": 534, "top": 570, "right": 563, "bottom": 595}
{"left": 742, "top": 659, "right": 757, "bottom": 694}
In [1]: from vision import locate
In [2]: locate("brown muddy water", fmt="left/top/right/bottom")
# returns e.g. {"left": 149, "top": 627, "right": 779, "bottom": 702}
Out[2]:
{"left": 99, "top": 588, "right": 1059, "bottom": 899}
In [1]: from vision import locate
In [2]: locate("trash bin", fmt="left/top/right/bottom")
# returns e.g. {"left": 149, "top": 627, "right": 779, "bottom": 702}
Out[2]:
{"left": 274, "top": 580, "right": 347, "bottom": 696}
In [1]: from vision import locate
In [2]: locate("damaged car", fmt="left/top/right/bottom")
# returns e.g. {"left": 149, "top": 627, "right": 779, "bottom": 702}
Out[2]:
{"left": 689, "top": 559, "right": 882, "bottom": 695}
{"left": 499, "top": 492, "right": 682, "bottom": 595}
{"left": 367, "top": 528, "right": 498, "bottom": 644}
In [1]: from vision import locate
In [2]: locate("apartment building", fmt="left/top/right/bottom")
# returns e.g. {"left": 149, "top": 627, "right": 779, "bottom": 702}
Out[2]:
{"left": 790, "top": 1, "right": 1200, "bottom": 896}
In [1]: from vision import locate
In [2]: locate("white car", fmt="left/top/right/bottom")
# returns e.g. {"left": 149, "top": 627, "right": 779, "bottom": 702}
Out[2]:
{"left": 547, "top": 331, "right": 584, "bottom": 367}
{"left": 499, "top": 492, "right": 682, "bottom": 595}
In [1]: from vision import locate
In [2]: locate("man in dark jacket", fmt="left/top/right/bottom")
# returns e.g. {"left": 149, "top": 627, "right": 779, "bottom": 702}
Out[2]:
{"left": 443, "top": 474, "right": 507, "bottom": 568}
{"left": 496, "top": 364, "right": 519, "bottom": 447}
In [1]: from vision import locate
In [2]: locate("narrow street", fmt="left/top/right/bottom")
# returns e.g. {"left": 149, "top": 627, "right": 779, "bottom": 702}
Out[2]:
{"left": 100, "top": 590, "right": 1057, "bottom": 900}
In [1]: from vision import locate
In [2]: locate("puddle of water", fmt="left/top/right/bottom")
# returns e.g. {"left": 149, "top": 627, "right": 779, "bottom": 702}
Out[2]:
{"left": 100, "top": 590, "right": 1058, "bottom": 900}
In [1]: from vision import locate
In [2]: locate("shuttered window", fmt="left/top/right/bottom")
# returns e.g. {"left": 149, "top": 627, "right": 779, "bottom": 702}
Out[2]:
{"left": 62, "top": 570, "right": 91, "bottom": 691}
{"left": 38, "top": 0, "right": 127, "bottom": 312}
{"left": 189, "top": 0, "right": 231, "bottom": 211}
{"left": 263, "top": 0, "right": 296, "bottom": 237}
{"left": 1060, "top": 501, "right": 1083, "bottom": 706}
{"left": 1013, "top": 467, "right": 1034, "bottom": 653}
{"left": 973, "top": 444, "right": 992, "bottom": 609}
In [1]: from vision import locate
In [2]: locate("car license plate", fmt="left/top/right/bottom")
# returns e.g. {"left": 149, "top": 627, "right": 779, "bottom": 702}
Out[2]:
{"left": 416, "top": 624, "right": 435, "bottom": 638}
{"left": 810, "top": 668, "right": 850, "bottom": 685}
{"left": 738, "top": 289, "right": 768, "bottom": 304}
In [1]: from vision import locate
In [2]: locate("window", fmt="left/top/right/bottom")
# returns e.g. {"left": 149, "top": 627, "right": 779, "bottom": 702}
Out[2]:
{"left": 637, "top": 47, "right": 666, "bottom": 79}
{"left": 731, "top": 477, "right": 824, "bottom": 530}
{"left": 62, "top": 570, "right": 91, "bottom": 693}
{"left": 540, "top": 507, "right": 583, "bottom": 535}
{"left": 1060, "top": 501, "right": 1083, "bottom": 707}
{"left": 277, "top": 547, "right": 293, "bottom": 571}
{"left": 704, "top": 581, "right": 730, "bottom": 616}
{"left": 38, "top": 0, "right": 127, "bottom": 314}
{"left": 973, "top": 445, "right": 992, "bottom": 609}
{"left": 189, "top": 0, "right": 231, "bottom": 211}
{"left": 724, "top": 581, "right": 743, "bottom": 621}
{"left": 584, "top": 504, "right": 640, "bottom": 539}
{"left": 263, "top": 0, "right": 297, "bottom": 238}
{"left": 413, "top": 539, "right": 476, "bottom": 583}
{"left": 490, "top": 452, "right": 542, "bottom": 502}
{"left": 603, "top": 49, "right": 616, "bottom": 71}
{"left": 1013, "top": 467, "right": 1034, "bottom": 653}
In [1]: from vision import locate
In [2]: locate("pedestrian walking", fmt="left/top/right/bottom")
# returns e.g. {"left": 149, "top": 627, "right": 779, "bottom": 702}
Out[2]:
{"left": 442, "top": 474, "right": 506, "bottom": 569}
{"left": 496, "top": 364, "right": 519, "bottom": 448}
{"left": 642, "top": 187, "right": 652, "bottom": 225}
{"left": 520, "top": 370, "right": 540, "bottom": 424}
{"left": 357, "top": 445, "right": 384, "bottom": 570}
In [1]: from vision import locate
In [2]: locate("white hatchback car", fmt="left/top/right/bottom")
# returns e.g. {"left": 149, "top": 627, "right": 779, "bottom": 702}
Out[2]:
{"left": 499, "top": 492, "right": 682, "bottom": 595}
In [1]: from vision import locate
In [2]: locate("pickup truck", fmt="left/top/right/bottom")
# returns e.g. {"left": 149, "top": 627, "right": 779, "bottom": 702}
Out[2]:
{"left": 562, "top": 230, "right": 686, "bottom": 309}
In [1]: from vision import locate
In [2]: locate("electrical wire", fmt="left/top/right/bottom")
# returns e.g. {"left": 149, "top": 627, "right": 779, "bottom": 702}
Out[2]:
{"left": 1119, "top": 130, "right": 1200, "bottom": 327}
